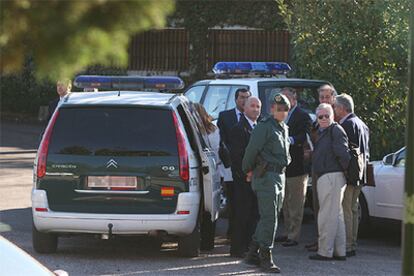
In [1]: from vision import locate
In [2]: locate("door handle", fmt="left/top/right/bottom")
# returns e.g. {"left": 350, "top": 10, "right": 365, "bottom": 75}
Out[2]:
{"left": 202, "top": 166, "right": 209, "bottom": 174}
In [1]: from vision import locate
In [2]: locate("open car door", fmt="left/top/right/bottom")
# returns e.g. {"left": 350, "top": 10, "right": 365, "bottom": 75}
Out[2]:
{"left": 200, "top": 147, "right": 221, "bottom": 221}
{"left": 178, "top": 102, "right": 221, "bottom": 222}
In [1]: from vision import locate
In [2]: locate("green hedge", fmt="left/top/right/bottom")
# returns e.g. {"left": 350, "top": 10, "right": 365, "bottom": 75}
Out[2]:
{"left": 0, "top": 60, "right": 128, "bottom": 116}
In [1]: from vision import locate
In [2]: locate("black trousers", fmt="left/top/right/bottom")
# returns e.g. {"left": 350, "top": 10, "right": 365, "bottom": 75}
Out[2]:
{"left": 223, "top": 181, "right": 234, "bottom": 238}
{"left": 230, "top": 176, "right": 259, "bottom": 254}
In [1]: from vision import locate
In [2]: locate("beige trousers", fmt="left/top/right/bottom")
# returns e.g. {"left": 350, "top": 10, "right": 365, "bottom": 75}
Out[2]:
{"left": 343, "top": 184, "right": 362, "bottom": 252}
{"left": 317, "top": 172, "right": 346, "bottom": 258}
{"left": 283, "top": 174, "right": 308, "bottom": 242}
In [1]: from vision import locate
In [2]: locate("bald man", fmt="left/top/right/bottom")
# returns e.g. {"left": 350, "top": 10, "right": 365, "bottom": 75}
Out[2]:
{"left": 227, "top": 96, "right": 261, "bottom": 257}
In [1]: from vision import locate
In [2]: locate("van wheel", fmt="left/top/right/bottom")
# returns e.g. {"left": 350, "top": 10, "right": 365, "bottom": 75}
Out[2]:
{"left": 32, "top": 223, "right": 58, "bottom": 253}
{"left": 178, "top": 221, "right": 200, "bottom": 257}
{"left": 200, "top": 212, "right": 215, "bottom": 251}
{"left": 358, "top": 194, "right": 370, "bottom": 237}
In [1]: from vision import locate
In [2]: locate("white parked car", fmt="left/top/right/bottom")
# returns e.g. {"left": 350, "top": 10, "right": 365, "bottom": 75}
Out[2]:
{"left": 359, "top": 147, "right": 406, "bottom": 229}
{"left": 0, "top": 236, "right": 67, "bottom": 276}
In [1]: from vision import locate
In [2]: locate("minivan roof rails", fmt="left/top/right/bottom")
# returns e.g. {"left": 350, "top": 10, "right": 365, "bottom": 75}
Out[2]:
{"left": 74, "top": 75, "right": 185, "bottom": 91}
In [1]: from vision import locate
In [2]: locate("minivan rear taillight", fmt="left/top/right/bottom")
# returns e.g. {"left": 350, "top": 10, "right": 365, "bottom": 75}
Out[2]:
{"left": 172, "top": 112, "right": 189, "bottom": 182}
{"left": 37, "top": 111, "right": 59, "bottom": 178}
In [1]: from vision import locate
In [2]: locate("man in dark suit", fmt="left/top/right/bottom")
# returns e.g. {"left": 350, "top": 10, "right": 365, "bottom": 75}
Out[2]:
{"left": 47, "top": 79, "right": 72, "bottom": 121}
{"left": 279, "top": 88, "right": 312, "bottom": 247}
{"left": 334, "top": 93, "right": 370, "bottom": 257}
{"left": 306, "top": 83, "right": 338, "bottom": 252}
{"left": 217, "top": 88, "right": 251, "bottom": 241}
{"left": 217, "top": 88, "right": 251, "bottom": 146}
{"left": 227, "top": 96, "right": 261, "bottom": 257}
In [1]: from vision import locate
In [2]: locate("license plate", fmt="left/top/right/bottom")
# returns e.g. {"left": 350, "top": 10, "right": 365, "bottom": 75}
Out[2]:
{"left": 88, "top": 176, "right": 137, "bottom": 190}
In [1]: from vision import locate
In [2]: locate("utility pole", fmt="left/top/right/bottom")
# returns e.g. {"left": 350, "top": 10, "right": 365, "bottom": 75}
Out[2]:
{"left": 402, "top": 8, "right": 414, "bottom": 276}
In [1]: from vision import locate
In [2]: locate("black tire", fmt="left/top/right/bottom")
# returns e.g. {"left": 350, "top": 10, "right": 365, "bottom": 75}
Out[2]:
{"left": 143, "top": 237, "right": 163, "bottom": 253}
{"left": 32, "top": 223, "right": 58, "bottom": 254}
{"left": 178, "top": 221, "right": 200, "bottom": 257}
{"left": 200, "top": 211, "right": 216, "bottom": 251}
{"left": 358, "top": 193, "right": 370, "bottom": 237}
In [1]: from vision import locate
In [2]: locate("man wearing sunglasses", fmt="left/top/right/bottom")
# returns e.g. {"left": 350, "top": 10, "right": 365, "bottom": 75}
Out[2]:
{"left": 306, "top": 83, "right": 338, "bottom": 252}
{"left": 309, "top": 103, "right": 350, "bottom": 261}
{"left": 242, "top": 94, "right": 291, "bottom": 273}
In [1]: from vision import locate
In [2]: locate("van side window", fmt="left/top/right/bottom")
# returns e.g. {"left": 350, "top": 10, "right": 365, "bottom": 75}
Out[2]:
{"left": 202, "top": 85, "right": 248, "bottom": 120}
{"left": 177, "top": 104, "right": 209, "bottom": 150}
{"left": 177, "top": 105, "right": 197, "bottom": 152}
{"left": 202, "top": 86, "right": 231, "bottom": 120}
{"left": 186, "top": 103, "right": 211, "bottom": 149}
{"left": 185, "top": 86, "right": 205, "bottom": 103}
{"left": 226, "top": 85, "right": 250, "bottom": 110}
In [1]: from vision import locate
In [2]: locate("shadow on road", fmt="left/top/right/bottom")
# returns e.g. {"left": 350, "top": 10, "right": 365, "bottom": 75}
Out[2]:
{"left": 0, "top": 122, "right": 44, "bottom": 151}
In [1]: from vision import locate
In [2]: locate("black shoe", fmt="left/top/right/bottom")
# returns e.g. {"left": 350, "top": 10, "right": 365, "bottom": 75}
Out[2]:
{"left": 274, "top": 235, "right": 288, "bottom": 242}
{"left": 333, "top": 255, "right": 346, "bottom": 261}
{"left": 259, "top": 248, "right": 281, "bottom": 273}
{"left": 282, "top": 239, "right": 298, "bottom": 247}
{"left": 230, "top": 251, "right": 245, "bottom": 258}
{"left": 346, "top": 250, "right": 356, "bottom": 257}
{"left": 244, "top": 241, "right": 260, "bottom": 266}
{"left": 309, "top": 254, "right": 333, "bottom": 261}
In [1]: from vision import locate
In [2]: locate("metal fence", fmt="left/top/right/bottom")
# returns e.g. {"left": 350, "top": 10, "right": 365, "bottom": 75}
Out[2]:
{"left": 128, "top": 29, "right": 290, "bottom": 73}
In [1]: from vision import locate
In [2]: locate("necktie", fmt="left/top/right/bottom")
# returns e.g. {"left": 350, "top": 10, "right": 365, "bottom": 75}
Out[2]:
{"left": 252, "top": 123, "right": 256, "bottom": 128}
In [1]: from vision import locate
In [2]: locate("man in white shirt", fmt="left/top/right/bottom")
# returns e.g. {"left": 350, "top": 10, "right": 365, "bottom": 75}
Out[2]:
{"left": 217, "top": 88, "right": 251, "bottom": 241}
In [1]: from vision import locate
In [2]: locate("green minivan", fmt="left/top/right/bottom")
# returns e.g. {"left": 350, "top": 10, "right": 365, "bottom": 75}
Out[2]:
{"left": 32, "top": 76, "right": 221, "bottom": 257}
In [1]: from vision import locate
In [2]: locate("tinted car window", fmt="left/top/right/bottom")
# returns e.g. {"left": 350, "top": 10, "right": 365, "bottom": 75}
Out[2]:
{"left": 49, "top": 107, "right": 178, "bottom": 156}
{"left": 185, "top": 85, "right": 205, "bottom": 103}
{"left": 395, "top": 148, "right": 406, "bottom": 167}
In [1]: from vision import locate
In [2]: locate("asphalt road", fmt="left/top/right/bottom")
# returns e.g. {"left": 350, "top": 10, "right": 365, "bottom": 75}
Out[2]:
{"left": 0, "top": 121, "right": 402, "bottom": 275}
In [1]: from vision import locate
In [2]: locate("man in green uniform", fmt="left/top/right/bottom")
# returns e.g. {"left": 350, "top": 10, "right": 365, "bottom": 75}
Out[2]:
{"left": 242, "top": 93, "right": 291, "bottom": 273}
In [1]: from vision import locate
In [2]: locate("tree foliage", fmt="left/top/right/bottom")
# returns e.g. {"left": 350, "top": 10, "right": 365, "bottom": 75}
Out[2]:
{"left": 0, "top": 0, "right": 174, "bottom": 80}
{"left": 277, "top": 0, "right": 411, "bottom": 159}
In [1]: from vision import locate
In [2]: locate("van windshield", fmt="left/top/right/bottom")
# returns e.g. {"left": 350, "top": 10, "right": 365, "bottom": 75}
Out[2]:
{"left": 49, "top": 107, "right": 178, "bottom": 156}
{"left": 258, "top": 81, "right": 328, "bottom": 121}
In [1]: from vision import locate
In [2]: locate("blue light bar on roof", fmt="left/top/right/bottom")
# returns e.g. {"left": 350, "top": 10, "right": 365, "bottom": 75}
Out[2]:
{"left": 212, "top": 62, "right": 292, "bottom": 75}
{"left": 74, "top": 75, "right": 185, "bottom": 90}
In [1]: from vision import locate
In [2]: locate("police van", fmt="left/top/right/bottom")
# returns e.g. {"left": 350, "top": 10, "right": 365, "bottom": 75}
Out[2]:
{"left": 185, "top": 62, "right": 331, "bottom": 210}
{"left": 185, "top": 62, "right": 330, "bottom": 120}
{"left": 32, "top": 76, "right": 221, "bottom": 257}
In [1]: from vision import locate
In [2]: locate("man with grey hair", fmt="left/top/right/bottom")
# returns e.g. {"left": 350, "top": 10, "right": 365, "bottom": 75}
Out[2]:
{"left": 306, "top": 83, "right": 338, "bottom": 252}
{"left": 318, "top": 84, "right": 337, "bottom": 106}
{"left": 48, "top": 79, "right": 72, "bottom": 121}
{"left": 310, "top": 103, "right": 350, "bottom": 261}
{"left": 279, "top": 87, "right": 312, "bottom": 247}
{"left": 334, "top": 93, "right": 370, "bottom": 257}
{"left": 228, "top": 96, "right": 261, "bottom": 257}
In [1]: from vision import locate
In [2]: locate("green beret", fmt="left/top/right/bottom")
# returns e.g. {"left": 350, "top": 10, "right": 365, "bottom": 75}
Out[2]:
{"left": 273, "top": 93, "right": 291, "bottom": 109}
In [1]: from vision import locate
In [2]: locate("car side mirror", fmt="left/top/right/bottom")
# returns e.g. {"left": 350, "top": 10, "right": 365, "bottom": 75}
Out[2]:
{"left": 382, "top": 153, "right": 395, "bottom": 166}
